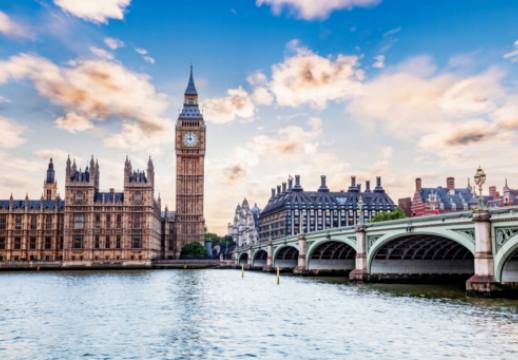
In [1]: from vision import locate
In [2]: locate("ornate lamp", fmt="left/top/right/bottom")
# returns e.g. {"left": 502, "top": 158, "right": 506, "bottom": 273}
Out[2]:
{"left": 357, "top": 196, "right": 365, "bottom": 225}
{"left": 474, "top": 166, "right": 486, "bottom": 208}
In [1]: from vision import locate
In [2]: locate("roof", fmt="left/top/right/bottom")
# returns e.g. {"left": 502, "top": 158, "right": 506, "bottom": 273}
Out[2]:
{"left": 179, "top": 103, "right": 202, "bottom": 119}
{"left": 419, "top": 187, "right": 476, "bottom": 210}
{"left": 161, "top": 210, "right": 176, "bottom": 220}
{"left": 95, "top": 192, "right": 124, "bottom": 203}
{"left": 0, "top": 199, "right": 65, "bottom": 210}
{"left": 261, "top": 189, "right": 395, "bottom": 217}
{"left": 185, "top": 65, "right": 197, "bottom": 96}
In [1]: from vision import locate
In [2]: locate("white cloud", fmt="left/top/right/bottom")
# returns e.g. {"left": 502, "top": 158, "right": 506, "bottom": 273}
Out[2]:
{"left": 504, "top": 39, "right": 518, "bottom": 63}
{"left": 268, "top": 41, "right": 363, "bottom": 108}
{"left": 256, "top": 0, "right": 381, "bottom": 20}
{"left": 0, "top": 11, "right": 32, "bottom": 39}
{"left": 135, "top": 48, "right": 155, "bottom": 64}
{"left": 54, "top": 0, "right": 131, "bottom": 24}
{"left": 55, "top": 112, "right": 95, "bottom": 133}
{"left": 89, "top": 46, "right": 114, "bottom": 60}
{"left": 135, "top": 48, "right": 148, "bottom": 55}
{"left": 372, "top": 54, "right": 385, "bottom": 69}
{"left": 143, "top": 56, "right": 155, "bottom": 64}
{"left": 0, "top": 53, "right": 170, "bottom": 148}
{"left": 33, "top": 148, "right": 72, "bottom": 162}
{"left": 203, "top": 87, "right": 256, "bottom": 124}
{"left": 104, "top": 37, "right": 124, "bottom": 50}
{"left": 0, "top": 116, "right": 26, "bottom": 148}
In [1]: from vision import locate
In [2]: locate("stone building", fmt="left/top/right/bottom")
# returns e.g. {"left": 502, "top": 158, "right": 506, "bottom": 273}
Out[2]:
{"left": 0, "top": 68, "right": 207, "bottom": 266}
{"left": 228, "top": 199, "right": 260, "bottom": 247}
{"left": 258, "top": 175, "right": 395, "bottom": 242}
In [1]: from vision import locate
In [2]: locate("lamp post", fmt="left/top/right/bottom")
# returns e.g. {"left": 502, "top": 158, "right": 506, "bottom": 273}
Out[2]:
{"left": 357, "top": 196, "right": 365, "bottom": 225}
{"left": 474, "top": 166, "right": 487, "bottom": 209}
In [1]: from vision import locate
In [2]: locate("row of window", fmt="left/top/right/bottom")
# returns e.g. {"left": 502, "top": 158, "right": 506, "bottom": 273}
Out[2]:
{"left": 0, "top": 215, "right": 58, "bottom": 230}
{"left": 72, "top": 234, "right": 142, "bottom": 249}
{"left": 73, "top": 214, "right": 143, "bottom": 229}
{"left": 0, "top": 236, "right": 59, "bottom": 250}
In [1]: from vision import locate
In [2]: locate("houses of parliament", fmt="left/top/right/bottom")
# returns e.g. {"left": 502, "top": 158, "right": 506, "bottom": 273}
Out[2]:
{"left": 0, "top": 69, "right": 206, "bottom": 265}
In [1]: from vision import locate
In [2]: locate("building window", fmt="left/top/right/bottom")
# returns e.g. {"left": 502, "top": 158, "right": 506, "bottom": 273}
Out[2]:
{"left": 73, "top": 214, "right": 84, "bottom": 229}
{"left": 116, "top": 235, "right": 121, "bottom": 249}
{"left": 44, "top": 237, "right": 52, "bottom": 250}
{"left": 132, "top": 215, "right": 142, "bottom": 229}
{"left": 74, "top": 191, "right": 84, "bottom": 204}
{"left": 95, "top": 214, "right": 101, "bottom": 228}
{"left": 133, "top": 191, "right": 143, "bottom": 204}
{"left": 45, "top": 216, "right": 52, "bottom": 230}
{"left": 132, "top": 234, "right": 141, "bottom": 249}
{"left": 106, "top": 215, "right": 111, "bottom": 228}
{"left": 15, "top": 215, "right": 22, "bottom": 230}
{"left": 105, "top": 236, "right": 110, "bottom": 249}
{"left": 116, "top": 214, "right": 122, "bottom": 228}
{"left": 30, "top": 237, "right": 37, "bottom": 249}
{"left": 0, "top": 215, "right": 5, "bottom": 230}
{"left": 14, "top": 237, "right": 21, "bottom": 249}
{"left": 0, "top": 237, "right": 5, "bottom": 249}
{"left": 95, "top": 236, "right": 100, "bottom": 249}
{"left": 30, "top": 215, "right": 37, "bottom": 230}
{"left": 73, "top": 235, "right": 83, "bottom": 249}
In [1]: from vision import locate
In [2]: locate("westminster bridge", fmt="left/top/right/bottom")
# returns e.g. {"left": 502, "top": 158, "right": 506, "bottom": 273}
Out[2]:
{"left": 235, "top": 207, "right": 518, "bottom": 295}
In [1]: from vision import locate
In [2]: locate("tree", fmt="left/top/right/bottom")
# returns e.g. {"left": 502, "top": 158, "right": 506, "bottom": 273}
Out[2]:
{"left": 180, "top": 242, "right": 208, "bottom": 259}
{"left": 371, "top": 207, "right": 407, "bottom": 223}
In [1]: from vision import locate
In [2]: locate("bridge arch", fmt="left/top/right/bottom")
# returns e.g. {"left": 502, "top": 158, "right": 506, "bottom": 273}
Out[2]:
{"left": 273, "top": 245, "right": 299, "bottom": 269}
{"left": 367, "top": 229, "right": 475, "bottom": 278}
{"left": 306, "top": 237, "right": 357, "bottom": 271}
{"left": 252, "top": 249, "right": 268, "bottom": 268}
{"left": 494, "top": 234, "right": 518, "bottom": 282}
{"left": 238, "top": 252, "right": 249, "bottom": 265}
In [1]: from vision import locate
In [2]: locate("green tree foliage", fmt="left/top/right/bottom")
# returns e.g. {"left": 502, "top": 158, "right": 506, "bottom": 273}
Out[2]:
{"left": 371, "top": 207, "right": 407, "bottom": 223}
{"left": 180, "top": 242, "right": 208, "bottom": 259}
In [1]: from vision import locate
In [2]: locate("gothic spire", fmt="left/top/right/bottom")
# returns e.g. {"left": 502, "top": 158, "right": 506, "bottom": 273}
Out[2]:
{"left": 185, "top": 64, "right": 197, "bottom": 96}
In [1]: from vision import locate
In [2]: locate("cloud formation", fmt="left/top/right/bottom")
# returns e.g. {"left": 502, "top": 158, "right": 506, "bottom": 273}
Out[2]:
{"left": 55, "top": 112, "right": 95, "bottom": 133}
{"left": 0, "top": 116, "right": 26, "bottom": 148}
{"left": 53, "top": 0, "right": 131, "bottom": 24}
{"left": 104, "top": 37, "right": 124, "bottom": 50}
{"left": 0, "top": 11, "right": 32, "bottom": 39}
{"left": 504, "top": 39, "right": 518, "bottom": 63}
{"left": 90, "top": 46, "right": 114, "bottom": 60}
{"left": 0, "top": 53, "right": 170, "bottom": 148}
{"left": 135, "top": 48, "right": 155, "bottom": 64}
{"left": 203, "top": 87, "right": 255, "bottom": 124}
{"left": 257, "top": 0, "right": 380, "bottom": 20}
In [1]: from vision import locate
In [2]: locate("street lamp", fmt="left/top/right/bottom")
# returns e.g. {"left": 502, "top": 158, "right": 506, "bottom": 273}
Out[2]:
{"left": 357, "top": 196, "right": 365, "bottom": 225}
{"left": 474, "top": 166, "right": 486, "bottom": 209}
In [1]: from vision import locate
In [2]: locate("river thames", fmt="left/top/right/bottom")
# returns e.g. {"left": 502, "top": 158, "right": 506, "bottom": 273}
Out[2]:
{"left": 0, "top": 270, "right": 517, "bottom": 360}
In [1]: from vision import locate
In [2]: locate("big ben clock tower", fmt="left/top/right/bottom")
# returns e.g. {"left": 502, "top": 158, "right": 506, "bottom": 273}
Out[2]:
{"left": 175, "top": 66, "right": 206, "bottom": 253}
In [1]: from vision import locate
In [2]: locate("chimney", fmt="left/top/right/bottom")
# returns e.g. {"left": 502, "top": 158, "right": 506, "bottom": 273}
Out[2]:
{"left": 351, "top": 176, "right": 356, "bottom": 187}
{"left": 293, "top": 174, "right": 303, "bottom": 191}
{"left": 489, "top": 185, "right": 497, "bottom": 199}
{"left": 365, "top": 180, "right": 371, "bottom": 192}
{"left": 376, "top": 176, "right": 382, "bottom": 188}
{"left": 271, "top": 188, "right": 276, "bottom": 198}
{"left": 416, "top": 178, "right": 422, "bottom": 191}
{"left": 446, "top": 177, "right": 455, "bottom": 191}
{"left": 288, "top": 177, "right": 293, "bottom": 190}
{"left": 277, "top": 185, "right": 281, "bottom": 195}
{"left": 318, "top": 175, "right": 329, "bottom": 192}
{"left": 282, "top": 182, "right": 287, "bottom": 192}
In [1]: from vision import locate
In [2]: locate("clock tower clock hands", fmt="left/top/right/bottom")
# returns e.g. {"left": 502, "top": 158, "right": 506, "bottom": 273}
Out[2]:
{"left": 175, "top": 66, "right": 206, "bottom": 255}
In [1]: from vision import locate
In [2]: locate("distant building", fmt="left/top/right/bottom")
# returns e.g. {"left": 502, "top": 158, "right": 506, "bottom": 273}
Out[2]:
{"left": 228, "top": 199, "right": 260, "bottom": 247}
{"left": 410, "top": 177, "right": 477, "bottom": 216}
{"left": 259, "top": 175, "right": 396, "bottom": 242}
{"left": 398, "top": 197, "right": 412, "bottom": 217}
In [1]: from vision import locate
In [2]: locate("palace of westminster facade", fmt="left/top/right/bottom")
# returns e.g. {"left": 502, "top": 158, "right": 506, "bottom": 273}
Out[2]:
{"left": 0, "top": 69, "right": 206, "bottom": 265}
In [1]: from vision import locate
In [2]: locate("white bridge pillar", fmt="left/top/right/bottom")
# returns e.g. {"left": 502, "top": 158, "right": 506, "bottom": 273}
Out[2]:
{"left": 265, "top": 241, "right": 273, "bottom": 271}
{"left": 349, "top": 224, "right": 369, "bottom": 281}
{"left": 294, "top": 234, "right": 307, "bottom": 274}
{"left": 466, "top": 209, "right": 500, "bottom": 296}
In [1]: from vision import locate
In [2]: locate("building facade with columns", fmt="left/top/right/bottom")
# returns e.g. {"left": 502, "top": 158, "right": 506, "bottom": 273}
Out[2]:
{"left": 228, "top": 199, "right": 260, "bottom": 247}
{"left": 258, "top": 174, "right": 396, "bottom": 242}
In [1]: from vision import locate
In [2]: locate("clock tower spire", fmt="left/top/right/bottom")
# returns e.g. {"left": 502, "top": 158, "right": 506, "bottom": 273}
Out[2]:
{"left": 175, "top": 66, "right": 206, "bottom": 255}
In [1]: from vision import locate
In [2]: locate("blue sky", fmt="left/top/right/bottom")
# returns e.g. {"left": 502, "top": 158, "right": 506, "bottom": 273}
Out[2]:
{"left": 0, "top": 0, "right": 517, "bottom": 234}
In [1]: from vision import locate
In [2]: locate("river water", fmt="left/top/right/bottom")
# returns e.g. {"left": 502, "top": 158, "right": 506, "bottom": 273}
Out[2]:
{"left": 0, "top": 269, "right": 517, "bottom": 360}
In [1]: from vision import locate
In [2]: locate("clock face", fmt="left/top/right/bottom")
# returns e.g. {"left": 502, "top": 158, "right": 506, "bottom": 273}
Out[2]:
{"left": 183, "top": 132, "right": 198, "bottom": 147}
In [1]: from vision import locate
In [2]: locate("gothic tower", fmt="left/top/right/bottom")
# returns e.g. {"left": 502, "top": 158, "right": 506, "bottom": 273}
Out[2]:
{"left": 175, "top": 66, "right": 206, "bottom": 254}
{"left": 43, "top": 158, "right": 58, "bottom": 201}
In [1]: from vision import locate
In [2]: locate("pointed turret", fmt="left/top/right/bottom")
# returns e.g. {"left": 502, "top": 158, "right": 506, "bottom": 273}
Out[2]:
{"left": 185, "top": 65, "right": 198, "bottom": 97}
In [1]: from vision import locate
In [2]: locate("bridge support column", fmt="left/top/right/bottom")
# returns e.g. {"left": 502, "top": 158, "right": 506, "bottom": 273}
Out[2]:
{"left": 247, "top": 249, "right": 253, "bottom": 268}
{"left": 294, "top": 235, "right": 307, "bottom": 274}
{"left": 349, "top": 224, "right": 369, "bottom": 281}
{"left": 466, "top": 209, "right": 500, "bottom": 296}
{"left": 264, "top": 242, "right": 273, "bottom": 271}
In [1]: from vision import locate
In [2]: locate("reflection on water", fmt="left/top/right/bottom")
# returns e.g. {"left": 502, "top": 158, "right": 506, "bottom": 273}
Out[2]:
{"left": 0, "top": 270, "right": 517, "bottom": 360}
